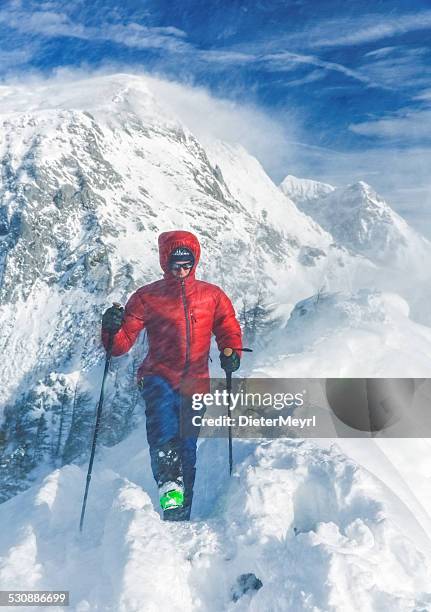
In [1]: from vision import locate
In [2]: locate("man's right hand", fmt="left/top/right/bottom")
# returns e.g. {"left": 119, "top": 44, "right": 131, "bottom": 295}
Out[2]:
{"left": 102, "top": 304, "right": 124, "bottom": 334}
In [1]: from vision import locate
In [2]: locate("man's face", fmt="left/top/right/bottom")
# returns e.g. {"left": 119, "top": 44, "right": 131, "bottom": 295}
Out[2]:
{"left": 170, "top": 261, "right": 192, "bottom": 279}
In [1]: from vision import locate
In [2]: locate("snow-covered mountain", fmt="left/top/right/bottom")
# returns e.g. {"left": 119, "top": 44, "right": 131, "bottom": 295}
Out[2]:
{"left": 280, "top": 175, "right": 431, "bottom": 268}
{"left": 0, "top": 73, "right": 355, "bottom": 412}
{"left": 280, "top": 174, "right": 335, "bottom": 207}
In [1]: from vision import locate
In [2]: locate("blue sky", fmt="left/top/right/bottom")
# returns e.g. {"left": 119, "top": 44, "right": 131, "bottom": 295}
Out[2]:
{"left": 1, "top": 0, "right": 431, "bottom": 231}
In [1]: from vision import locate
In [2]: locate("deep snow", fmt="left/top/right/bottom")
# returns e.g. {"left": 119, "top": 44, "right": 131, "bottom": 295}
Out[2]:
{"left": 1, "top": 427, "right": 431, "bottom": 611}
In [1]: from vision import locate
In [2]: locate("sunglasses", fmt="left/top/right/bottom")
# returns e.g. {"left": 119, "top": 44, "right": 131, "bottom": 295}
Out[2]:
{"left": 170, "top": 261, "right": 193, "bottom": 270}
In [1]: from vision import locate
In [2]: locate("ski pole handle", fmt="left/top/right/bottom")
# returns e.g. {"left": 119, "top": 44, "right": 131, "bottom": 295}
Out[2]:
{"left": 223, "top": 347, "right": 253, "bottom": 354}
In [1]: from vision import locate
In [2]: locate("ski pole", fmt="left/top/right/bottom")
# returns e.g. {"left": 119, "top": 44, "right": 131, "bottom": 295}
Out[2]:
{"left": 79, "top": 305, "right": 120, "bottom": 532}
{"left": 223, "top": 347, "right": 253, "bottom": 477}
{"left": 225, "top": 367, "right": 233, "bottom": 476}
{"left": 229, "top": 348, "right": 253, "bottom": 352}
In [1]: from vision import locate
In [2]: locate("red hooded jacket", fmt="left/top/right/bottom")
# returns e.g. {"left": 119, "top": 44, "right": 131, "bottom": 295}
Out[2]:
{"left": 102, "top": 231, "right": 242, "bottom": 391}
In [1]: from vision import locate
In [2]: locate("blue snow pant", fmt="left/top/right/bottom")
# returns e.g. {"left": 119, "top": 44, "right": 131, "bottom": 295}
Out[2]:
{"left": 140, "top": 375, "right": 201, "bottom": 519}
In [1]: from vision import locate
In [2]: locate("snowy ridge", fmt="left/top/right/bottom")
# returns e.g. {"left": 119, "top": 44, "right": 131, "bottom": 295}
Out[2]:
{"left": 1, "top": 428, "right": 431, "bottom": 611}
{"left": 253, "top": 290, "right": 431, "bottom": 378}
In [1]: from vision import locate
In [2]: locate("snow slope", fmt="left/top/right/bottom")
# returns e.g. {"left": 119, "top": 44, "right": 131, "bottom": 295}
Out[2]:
{"left": 252, "top": 289, "right": 431, "bottom": 378}
{"left": 1, "top": 424, "right": 431, "bottom": 612}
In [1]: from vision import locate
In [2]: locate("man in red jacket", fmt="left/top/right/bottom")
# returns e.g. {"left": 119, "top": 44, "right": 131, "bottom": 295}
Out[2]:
{"left": 102, "top": 230, "right": 242, "bottom": 521}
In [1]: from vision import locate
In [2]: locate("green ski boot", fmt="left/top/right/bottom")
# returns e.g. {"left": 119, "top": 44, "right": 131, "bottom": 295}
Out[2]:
{"left": 159, "top": 482, "right": 185, "bottom": 512}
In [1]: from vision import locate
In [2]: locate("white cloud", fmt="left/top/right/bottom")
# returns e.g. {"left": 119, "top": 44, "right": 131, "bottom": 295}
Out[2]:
{"left": 282, "top": 69, "right": 327, "bottom": 88}
{"left": 310, "top": 10, "right": 431, "bottom": 48}
{"left": 261, "top": 51, "right": 375, "bottom": 87}
{"left": 364, "top": 47, "right": 398, "bottom": 59}
{"left": 349, "top": 107, "right": 431, "bottom": 140}
{"left": 250, "top": 10, "right": 431, "bottom": 58}
{"left": 0, "top": 4, "right": 190, "bottom": 52}
{"left": 0, "top": 48, "right": 34, "bottom": 67}
{"left": 147, "top": 73, "right": 302, "bottom": 177}
{"left": 195, "top": 50, "right": 255, "bottom": 65}
{"left": 358, "top": 47, "right": 431, "bottom": 90}
{"left": 5, "top": 0, "right": 428, "bottom": 99}
{"left": 415, "top": 89, "right": 431, "bottom": 101}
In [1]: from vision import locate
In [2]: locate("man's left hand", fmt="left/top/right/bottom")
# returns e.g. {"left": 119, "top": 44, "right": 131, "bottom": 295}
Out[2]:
{"left": 220, "top": 348, "right": 240, "bottom": 373}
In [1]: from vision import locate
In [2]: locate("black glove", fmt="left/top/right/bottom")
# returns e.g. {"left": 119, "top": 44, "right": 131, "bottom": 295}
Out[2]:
{"left": 102, "top": 305, "right": 124, "bottom": 334}
{"left": 220, "top": 349, "right": 240, "bottom": 373}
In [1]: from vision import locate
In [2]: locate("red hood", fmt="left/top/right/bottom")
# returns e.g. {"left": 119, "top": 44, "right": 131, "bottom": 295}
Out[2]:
{"left": 158, "top": 230, "right": 201, "bottom": 277}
